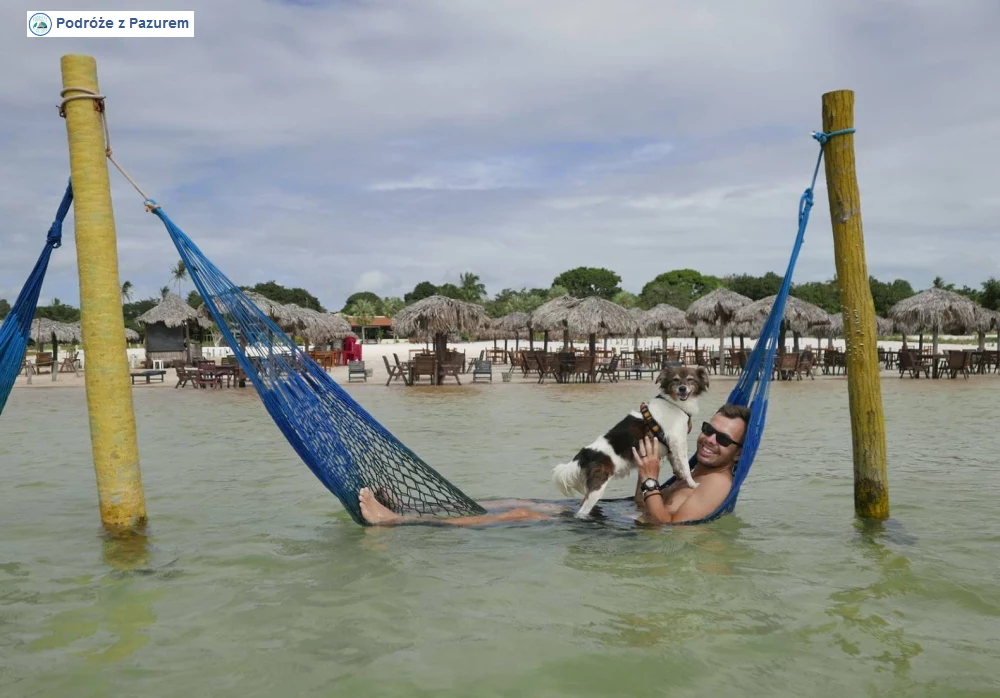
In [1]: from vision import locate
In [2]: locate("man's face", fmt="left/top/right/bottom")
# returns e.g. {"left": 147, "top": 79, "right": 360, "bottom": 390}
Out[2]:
{"left": 695, "top": 413, "right": 746, "bottom": 469}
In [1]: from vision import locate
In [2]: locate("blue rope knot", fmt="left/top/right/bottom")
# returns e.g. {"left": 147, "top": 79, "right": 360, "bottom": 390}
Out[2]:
{"left": 812, "top": 127, "right": 855, "bottom": 145}
{"left": 46, "top": 221, "right": 63, "bottom": 249}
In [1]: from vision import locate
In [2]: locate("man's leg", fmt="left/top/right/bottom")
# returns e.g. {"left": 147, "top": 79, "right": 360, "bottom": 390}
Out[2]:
{"left": 359, "top": 488, "right": 555, "bottom": 527}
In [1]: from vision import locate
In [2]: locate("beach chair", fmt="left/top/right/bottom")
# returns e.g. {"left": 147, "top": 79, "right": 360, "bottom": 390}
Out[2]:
{"left": 472, "top": 360, "right": 493, "bottom": 383}
{"left": 946, "top": 350, "right": 970, "bottom": 379}
{"left": 898, "top": 349, "right": 929, "bottom": 378}
{"left": 596, "top": 354, "right": 620, "bottom": 382}
{"left": 382, "top": 355, "right": 407, "bottom": 386}
{"left": 347, "top": 360, "right": 367, "bottom": 382}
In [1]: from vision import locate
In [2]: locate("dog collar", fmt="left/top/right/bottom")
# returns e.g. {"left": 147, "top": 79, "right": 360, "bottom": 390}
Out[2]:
{"left": 639, "top": 402, "right": 692, "bottom": 445}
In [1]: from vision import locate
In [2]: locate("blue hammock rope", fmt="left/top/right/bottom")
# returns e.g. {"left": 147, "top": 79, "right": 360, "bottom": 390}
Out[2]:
{"left": 147, "top": 205, "right": 487, "bottom": 525}
{"left": 658, "top": 127, "right": 855, "bottom": 524}
{"left": 0, "top": 182, "right": 72, "bottom": 416}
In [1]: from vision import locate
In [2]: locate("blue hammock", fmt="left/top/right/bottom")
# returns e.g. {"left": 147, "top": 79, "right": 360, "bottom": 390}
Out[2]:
{"left": 149, "top": 205, "right": 487, "bottom": 525}
{"left": 0, "top": 182, "right": 72, "bottom": 416}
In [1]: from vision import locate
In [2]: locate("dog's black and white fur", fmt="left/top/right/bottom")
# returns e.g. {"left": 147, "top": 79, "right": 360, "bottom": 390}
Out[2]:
{"left": 552, "top": 365, "right": 710, "bottom": 518}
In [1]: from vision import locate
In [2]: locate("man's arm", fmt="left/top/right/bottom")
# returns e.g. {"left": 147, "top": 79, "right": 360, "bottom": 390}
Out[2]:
{"left": 641, "top": 473, "right": 730, "bottom": 524}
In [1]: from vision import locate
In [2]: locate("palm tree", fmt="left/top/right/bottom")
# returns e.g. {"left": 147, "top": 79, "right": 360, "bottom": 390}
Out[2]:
{"left": 121, "top": 280, "right": 134, "bottom": 304}
{"left": 459, "top": 272, "right": 487, "bottom": 303}
{"left": 171, "top": 260, "right": 188, "bottom": 295}
{"left": 160, "top": 286, "right": 170, "bottom": 299}
{"left": 348, "top": 298, "right": 378, "bottom": 343}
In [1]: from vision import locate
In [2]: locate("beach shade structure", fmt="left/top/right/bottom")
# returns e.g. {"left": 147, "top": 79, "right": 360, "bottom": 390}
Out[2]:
{"left": 734, "top": 294, "right": 831, "bottom": 352}
{"left": 626, "top": 307, "right": 653, "bottom": 351}
{"left": 28, "top": 318, "right": 81, "bottom": 382}
{"left": 686, "top": 288, "right": 754, "bottom": 374}
{"left": 393, "top": 295, "right": 489, "bottom": 384}
{"left": 645, "top": 303, "right": 688, "bottom": 350}
{"left": 529, "top": 295, "right": 579, "bottom": 351}
{"left": 124, "top": 327, "right": 141, "bottom": 343}
{"left": 499, "top": 311, "right": 531, "bottom": 351}
{"left": 564, "top": 297, "right": 642, "bottom": 379}
{"left": 137, "top": 292, "right": 213, "bottom": 366}
{"left": 976, "top": 308, "right": 1000, "bottom": 352}
{"left": 888, "top": 288, "right": 989, "bottom": 358}
{"left": 293, "top": 308, "right": 355, "bottom": 348}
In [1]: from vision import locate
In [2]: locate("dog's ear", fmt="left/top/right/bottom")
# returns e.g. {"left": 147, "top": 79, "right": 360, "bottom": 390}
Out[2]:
{"left": 657, "top": 364, "right": 677, "bottom": 389}
{"left": 696, "top": 365, "right": 710, "bottom": 390}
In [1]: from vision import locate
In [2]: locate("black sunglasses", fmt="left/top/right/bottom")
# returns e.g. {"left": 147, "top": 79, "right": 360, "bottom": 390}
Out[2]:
{"left": 701, "top": 421, "right": 743, "bottom": 448}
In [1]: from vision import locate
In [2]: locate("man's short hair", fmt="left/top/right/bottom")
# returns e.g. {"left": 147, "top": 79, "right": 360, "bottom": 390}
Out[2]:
{"left": 716, "top": 403, "right": 751, "bottom": 426}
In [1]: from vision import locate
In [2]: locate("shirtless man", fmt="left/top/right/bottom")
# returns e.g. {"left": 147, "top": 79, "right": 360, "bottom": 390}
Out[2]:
{"left": 358, "top": 403, "right": 749, "bottom": 527}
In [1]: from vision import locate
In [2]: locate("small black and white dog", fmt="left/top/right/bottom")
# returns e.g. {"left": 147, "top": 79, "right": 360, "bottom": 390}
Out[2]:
{"left": 552, "top": 364, "right": 710, "bottom": 518}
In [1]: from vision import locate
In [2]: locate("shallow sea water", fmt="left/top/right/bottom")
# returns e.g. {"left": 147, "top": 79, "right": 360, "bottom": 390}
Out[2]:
{"left": 1, "top": 375, "right": 999, "bottom": 697}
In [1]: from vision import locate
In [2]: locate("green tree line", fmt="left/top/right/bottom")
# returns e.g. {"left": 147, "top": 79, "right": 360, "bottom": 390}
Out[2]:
{"left": 5, "top": 267, "right": 999, "bottom": 330}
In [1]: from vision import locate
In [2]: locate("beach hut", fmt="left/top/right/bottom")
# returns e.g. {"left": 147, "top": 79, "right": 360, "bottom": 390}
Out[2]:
{"left": 136, "top": 293, "right": 211, "bottom": 367}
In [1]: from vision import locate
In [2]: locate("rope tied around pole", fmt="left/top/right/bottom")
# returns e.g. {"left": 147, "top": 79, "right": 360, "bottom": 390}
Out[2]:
{"left": 799, "top": 127, "right": 857, "bottom": 237}
{"left": 57, "top": 87, "right": 160, "bottom": 212}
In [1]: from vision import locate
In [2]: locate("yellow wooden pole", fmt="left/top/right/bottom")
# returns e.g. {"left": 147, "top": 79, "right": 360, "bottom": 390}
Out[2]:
{"left": 60, "top": 55, "right": 147, "bottom": 530}
{"left": 820, "top": 89, "right": 889, "bottom": 520}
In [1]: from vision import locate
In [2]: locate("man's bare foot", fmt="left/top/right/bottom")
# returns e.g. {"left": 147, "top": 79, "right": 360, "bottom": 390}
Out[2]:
{"left": 359, "top": 487, "right": 403, "bottom": 525}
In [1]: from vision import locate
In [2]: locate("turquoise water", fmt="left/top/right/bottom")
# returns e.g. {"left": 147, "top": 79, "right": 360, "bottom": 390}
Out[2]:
{"left": 1, "top": 376, "right": 998, "bottom": 696}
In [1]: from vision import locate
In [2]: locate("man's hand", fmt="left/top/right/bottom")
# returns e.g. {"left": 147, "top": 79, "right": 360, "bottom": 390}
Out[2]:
{"left": 632, "top": 434, "right": 660, "bottom": 481}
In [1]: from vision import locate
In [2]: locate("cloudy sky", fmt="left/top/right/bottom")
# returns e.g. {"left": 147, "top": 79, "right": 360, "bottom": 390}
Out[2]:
{"left": 3, "top": 0, "right": 998, "bottom": 311}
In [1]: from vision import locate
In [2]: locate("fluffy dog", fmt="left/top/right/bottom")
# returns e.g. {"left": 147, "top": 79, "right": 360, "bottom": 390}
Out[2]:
{"left": 552, "top": 364, "right": 709, "bottom": 518}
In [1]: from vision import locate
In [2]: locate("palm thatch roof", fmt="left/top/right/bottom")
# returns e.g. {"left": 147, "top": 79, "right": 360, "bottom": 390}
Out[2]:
{"left": 645, "top": 303, "right": 689, "bottom": 332}
{"left": 392, "top": 295, "right": 489, "bottom": 337}
{"left": 626, "top": 307, "right": 653, "bottom": 335}
{"left": 476, "top": 316, "right": 507, "bottom": 341}
{"left": 124, "top": 327, "right": 141, "bottom": 342}
{"left": 814, "top": 312, "right": 897, "bottom": 339}
{"left": 563, "top": 297, "right": 640, "bottom": 336}
{"left": 685, "top": 288, "right": 754, "bottom": 326}
{"left": 293, "top": 308, "right": 356, "bottom": 342}
{"left": 734, "top": 294, "right": 831, "bottom": 334}
{"left": 528, "top": 295, "right": 579, "bottom": 332}
{"left": 888, "top": 288, "right": 987, "bottom": 334}
{"left": 978, "top": 308, "right": 1000, "bottom": 331}
{"left": 137, "top": 293, "right": 212, "bottom": 329}
{"left": 30, "top": 317, "right": 80, "bottom": 343}
{"left": 499, "top": 311, "right": 531, "bottom": 334}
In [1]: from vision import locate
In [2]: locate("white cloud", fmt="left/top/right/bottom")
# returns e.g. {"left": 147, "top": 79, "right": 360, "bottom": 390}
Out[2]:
{"left": 355, "top": 270, "right": 391, "bottom": 293}
{"left": 1, "top": 0, "right": 998, "bottom": 312}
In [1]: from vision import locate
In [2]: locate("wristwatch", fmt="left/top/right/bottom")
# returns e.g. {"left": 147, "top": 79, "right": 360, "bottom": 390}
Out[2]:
{"left": 640, "top": 478, "right": 660, "bottom": 494}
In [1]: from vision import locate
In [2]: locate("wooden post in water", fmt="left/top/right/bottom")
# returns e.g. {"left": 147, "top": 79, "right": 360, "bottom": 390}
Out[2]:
{"left": 60, "top": 55, "right": 147, "bottom": 530}
{"left": 820, "top": 89, "right": 889, "bottom": 520}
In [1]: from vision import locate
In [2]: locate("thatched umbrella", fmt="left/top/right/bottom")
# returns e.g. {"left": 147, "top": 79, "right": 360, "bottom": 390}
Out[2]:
{"left": 530, "top": 295, "right": 578, "bottom": 352}
{"left": 499, "top": 311, "right": 531, "bottom": 351}
{"left": 561, "top": 297, "right": 640, "bottom": 379}
{"left": 292, "top": 308, "right": 355, "bottom": 347}
{"left": 29, "top": 318, "right": 81, "bottom": 381}
{"left": 645, "top": 303, "right": 688, "bottom": 350}
{"left": 393, "top": 296, "right": 489, "bottom": 384}
{"left": 888, "top": 288, "right": 987, "bottom": 357}
{"left": 30, "top": 317, "right": 80, "bottom": 345}
{"left": 734, "top": 294, "right": 831, "bottom": 352}
{"left": 621, "top": 307, "right": 648, "bottom": 352}
{"left": 686, "top": 289, "right": 753, "bottom": 373}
